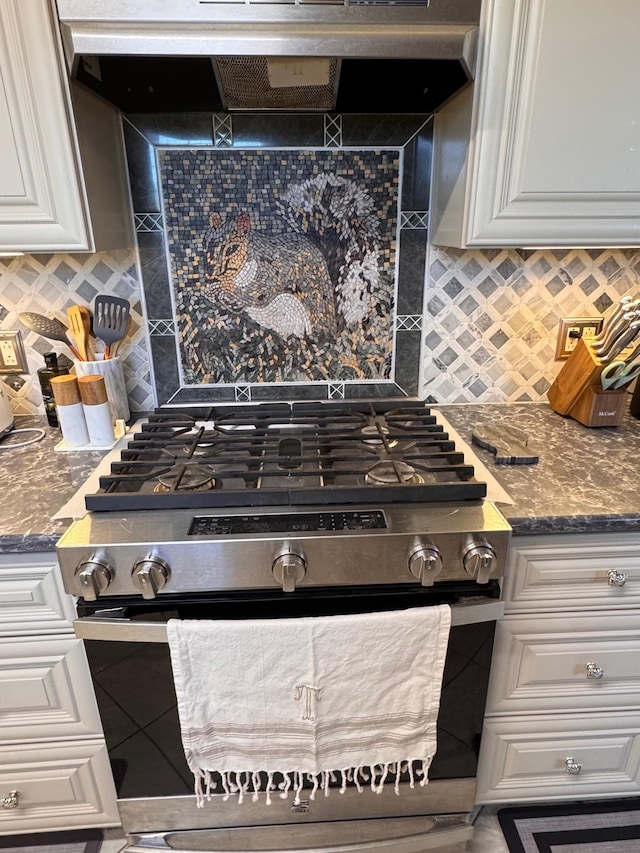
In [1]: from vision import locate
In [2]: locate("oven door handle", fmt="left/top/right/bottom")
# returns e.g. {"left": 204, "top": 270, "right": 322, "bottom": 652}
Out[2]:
{"left": 73, "top": 599, "right": 504, "bottom": 643}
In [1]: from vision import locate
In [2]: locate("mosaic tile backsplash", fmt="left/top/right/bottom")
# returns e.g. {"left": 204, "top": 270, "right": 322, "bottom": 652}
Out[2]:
{"left": 159, "top": 148, "right": 399, "bottom": 386}
{"left": 126, "top": 112, "right": 431, "bottom": 402}
{"left": 2, "top": 105, "right": 639, "bottom": 416}
{"left": 0, "top": 251, "right": 154, "bottom": 416}
{"left": 421, "top": 246, "right": 640, "bottom": 403}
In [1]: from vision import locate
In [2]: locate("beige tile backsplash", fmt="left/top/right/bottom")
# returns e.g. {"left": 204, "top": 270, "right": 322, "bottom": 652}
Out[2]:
{"left": 420, "top": 245, "right": 640, "bottom": 402}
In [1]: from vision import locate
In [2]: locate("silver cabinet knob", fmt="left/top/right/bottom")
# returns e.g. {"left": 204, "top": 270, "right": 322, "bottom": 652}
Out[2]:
{"left": 74, "top": 556, "right": 113, "bottom": 601}
{"left": 462, "top": 539, "right": 497, "bottom": 584}
{"left": 607, "top": 569, "right": 627, "bottom": 587}
{"left": 273, "top": 551, "right": 306, "bottom": 593}
{"left": 408, "top": 543, "right": 443, "bottom": 586}
{"left": 1, "top": 790, "right": 19, "bottom": 809}
{"left": 565, "top": 757, "right": 582, "bottom": 774}
{"left": 132, "top": 556, "right": 171, "bottom": 599}
{"left": 586, "top": 661, "right": 604, "bottom": 679}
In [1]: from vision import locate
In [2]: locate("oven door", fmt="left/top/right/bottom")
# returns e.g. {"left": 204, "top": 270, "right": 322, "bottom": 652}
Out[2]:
{"left": 76, "top": 584, "right": 502, "bottom": 852}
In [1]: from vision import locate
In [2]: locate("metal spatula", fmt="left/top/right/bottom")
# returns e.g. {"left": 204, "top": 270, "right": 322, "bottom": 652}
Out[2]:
{"left": 94, "top": 296, "right": 131, "bottom": 358}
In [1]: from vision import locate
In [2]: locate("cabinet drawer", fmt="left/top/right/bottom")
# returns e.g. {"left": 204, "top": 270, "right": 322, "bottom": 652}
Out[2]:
{"left": 476, "top": 713, "right": 640, "bottom": 804}
{"left": 0, "top": 555, "right": 75, "bottom": 636}
{"left": 487, "top": 614, "right": 640, "bottom": 714}
{"left": 0, "top": 740, "right": 119, "bottom": 833}
{"left": 0, "top": 636, "right": 103, "bottom": 741}
{"left": 504, "top": 534, "right": 640, "bottom": 612}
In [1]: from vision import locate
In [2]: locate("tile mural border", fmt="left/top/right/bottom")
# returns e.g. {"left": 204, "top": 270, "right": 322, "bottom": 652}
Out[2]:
{"left": 124, "top": 112, "right": 433, "bottom": 404}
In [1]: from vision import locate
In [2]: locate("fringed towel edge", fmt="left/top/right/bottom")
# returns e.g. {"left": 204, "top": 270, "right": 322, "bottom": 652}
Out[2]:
{"left": 189, "top": 758, "right": 434, "bottom": 807}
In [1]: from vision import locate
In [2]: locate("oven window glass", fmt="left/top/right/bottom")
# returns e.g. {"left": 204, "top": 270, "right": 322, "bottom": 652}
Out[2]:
{"left": 85, "top": 618, "right": 494, "bottom": 799}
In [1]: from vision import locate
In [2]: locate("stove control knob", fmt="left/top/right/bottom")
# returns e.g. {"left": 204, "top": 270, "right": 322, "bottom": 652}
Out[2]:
{"left": 408, "top": 544, "right": 443, "bottom": 586}
{"left": 462, "top": 539, "right": 497, "bottom": 584}
{"left": 75, "top": 556, "right": 113, "bottom": 601}
{"left": 132, "top": 557, "right": 171, "bottom": 599}
{"left": 272, "top": 551, "right": 306, "bottom": 593}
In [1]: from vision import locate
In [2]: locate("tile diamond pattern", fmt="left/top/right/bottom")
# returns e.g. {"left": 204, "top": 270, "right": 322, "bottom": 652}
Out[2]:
{"left": 324, "top": 114, "right": 342, "bottom": 147}
{"left": 0, "top": 251, "right": 155, "bottom": 416}
{"left": 401, "top": 212, "right": 429, "bottom": 229}
{"left": 397, "top": 315, "right": 422, "bottom": 331}
{"left": 213, "top": 114, "right": 233, "bottom": 147}
{"left": 421, "top": 246, "right": 640, "bottom": 403}
{"left": 135, "top": 214, "right": 163, "bottom": 233}
{"left": 149, "top": 320, "right": 176, "bottom": 336}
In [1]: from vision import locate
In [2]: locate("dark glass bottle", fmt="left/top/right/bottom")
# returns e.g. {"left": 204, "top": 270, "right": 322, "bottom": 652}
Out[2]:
{"left": 631, "top": 380, "right": 640, "bottom": 418}
{"left": 37, "top": 352, "right": 69, "bottom": 427}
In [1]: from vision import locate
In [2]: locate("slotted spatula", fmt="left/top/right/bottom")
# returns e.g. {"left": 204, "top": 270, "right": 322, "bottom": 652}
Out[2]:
{"left": 94, "top": 296, "right": 131, "bottom": 359}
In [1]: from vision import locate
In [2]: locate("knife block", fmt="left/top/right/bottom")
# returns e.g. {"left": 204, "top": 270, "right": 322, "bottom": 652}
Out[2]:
{"left": 566, "top": 384, "right": 627, "bottom": 427}
{"left": 547, "top": 337, "right": 626, "bottom": 427}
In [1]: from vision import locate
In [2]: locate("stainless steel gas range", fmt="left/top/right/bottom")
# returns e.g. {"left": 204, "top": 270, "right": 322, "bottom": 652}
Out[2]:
{"left": 56, "top": 400, "right": 511, "bottom": 853}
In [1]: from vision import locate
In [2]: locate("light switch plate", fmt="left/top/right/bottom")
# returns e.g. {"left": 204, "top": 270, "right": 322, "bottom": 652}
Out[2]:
{"left": 0, "top": 331, "right": 28, "bottom": 373}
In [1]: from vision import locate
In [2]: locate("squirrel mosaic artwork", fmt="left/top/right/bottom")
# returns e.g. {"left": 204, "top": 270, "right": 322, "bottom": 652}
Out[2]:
{"left": 202, "top": 174, "right": 382, "bottom": 341}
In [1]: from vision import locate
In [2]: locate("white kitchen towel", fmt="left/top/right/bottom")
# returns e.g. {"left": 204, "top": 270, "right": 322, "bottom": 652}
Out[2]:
{"left": 167, "top": 605, "right": 451, "bottom": 807}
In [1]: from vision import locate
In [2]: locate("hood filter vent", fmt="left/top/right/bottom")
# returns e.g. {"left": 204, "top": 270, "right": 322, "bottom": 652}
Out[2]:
{"left": 214, "top": 58, "right": 339, "bottom": 111}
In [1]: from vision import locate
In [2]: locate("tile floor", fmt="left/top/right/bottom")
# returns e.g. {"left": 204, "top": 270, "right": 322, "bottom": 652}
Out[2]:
{"left": 97, "top": 806, "right": 510, "bottom": 852}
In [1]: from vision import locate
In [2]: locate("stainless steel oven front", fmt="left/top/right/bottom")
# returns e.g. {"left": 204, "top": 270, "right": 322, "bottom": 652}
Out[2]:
{"left": 74, "top": 583, "right": 503, "bottom": 853}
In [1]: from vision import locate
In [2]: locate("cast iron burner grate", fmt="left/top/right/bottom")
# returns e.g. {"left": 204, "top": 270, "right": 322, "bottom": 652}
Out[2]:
{"left": 86, "top": 401, "right": 486, "bottom": 511}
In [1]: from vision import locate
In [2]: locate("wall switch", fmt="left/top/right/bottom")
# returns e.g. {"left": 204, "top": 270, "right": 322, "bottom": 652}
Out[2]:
{"left": 555, "top": 317, "right": 604, "bottom": 360}
{"left": 0, "top": 331, "right": 28, "bottom": 374}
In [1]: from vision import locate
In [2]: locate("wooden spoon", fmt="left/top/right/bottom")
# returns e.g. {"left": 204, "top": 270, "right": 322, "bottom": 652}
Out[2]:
{"left": 67, "top": 306, "right": 91, "bottom": 362}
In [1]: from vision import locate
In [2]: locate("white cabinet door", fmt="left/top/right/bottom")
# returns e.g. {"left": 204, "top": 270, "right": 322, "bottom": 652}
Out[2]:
{"left": 0, "top": 741, "right": 120, "bottom": 834}
{"left": 0, "top": 636, "right": 103, "bottom": 741}
{"left": 432, "top": 0, "right": 640, "bottom": 247}
{"left": 0, "top": 0, "right": 94, "bottom": 252}
{"left": 487, "top": 614, "right": 640, "bottom": 714}
{"left": 0, "top": 0, "right": 132, "bottom": 253}
{"left": 0, "top": 554, "right": 76, "bottom": 637}
{"left": 476, "top": 713, "right": 640, "bottom": 803}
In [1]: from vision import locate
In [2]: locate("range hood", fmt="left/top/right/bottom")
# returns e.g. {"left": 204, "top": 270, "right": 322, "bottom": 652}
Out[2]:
{"left": 56, "top": 0, "right": 480, "bottom": 113}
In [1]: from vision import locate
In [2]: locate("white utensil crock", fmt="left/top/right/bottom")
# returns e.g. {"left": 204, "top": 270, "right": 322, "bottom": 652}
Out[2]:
{"left": 74, "top": 356, "right": 130, "bottom": 423}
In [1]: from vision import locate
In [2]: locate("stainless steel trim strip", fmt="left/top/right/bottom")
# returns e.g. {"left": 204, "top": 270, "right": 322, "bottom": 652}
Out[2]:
{"left": 73, "top": 599, "right": 503, "bottom": 642}
{"left": 123, "top": 816, "right": 473, "bottom": 853}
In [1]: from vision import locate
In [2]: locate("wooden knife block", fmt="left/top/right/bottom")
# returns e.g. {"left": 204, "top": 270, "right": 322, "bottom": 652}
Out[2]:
{"left": 547, "top": 337, "right": 627, "bottom": 427}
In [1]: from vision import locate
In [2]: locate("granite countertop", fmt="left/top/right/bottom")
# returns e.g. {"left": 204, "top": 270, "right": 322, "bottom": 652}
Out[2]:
{"left": 437, "top": 402, "right": 640, "bottom": 535}
{"left": 0, "top": 416, "right": 105, "bottom": 553}
{"left": 2, "top": 404, "right": 640, "bottom": 555}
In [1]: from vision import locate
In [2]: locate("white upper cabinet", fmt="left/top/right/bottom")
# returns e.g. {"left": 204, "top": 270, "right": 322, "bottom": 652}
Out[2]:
{"left": 431, "top": 0, "right": 640, "bottom": 248}
{"left": 0, "top": 0, "right": 132, "bottom": 253}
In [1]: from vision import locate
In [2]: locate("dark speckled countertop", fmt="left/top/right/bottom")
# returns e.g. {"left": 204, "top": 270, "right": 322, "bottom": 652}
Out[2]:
{"left": 0, "top": 416, "right": 105, "bottom": 553}
{"left": 2, "top": 404, "right": 640, "bottom": 554}
{"left": 437, "top": 402, "right": 640, "bottom": 535}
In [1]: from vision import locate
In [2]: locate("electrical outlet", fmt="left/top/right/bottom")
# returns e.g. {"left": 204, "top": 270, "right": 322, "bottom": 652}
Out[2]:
{"left": 555, "top": 317, "right": 604, "bottom": 360}
{"left": 0, "top": 331, "right": 28, "bottom": 374}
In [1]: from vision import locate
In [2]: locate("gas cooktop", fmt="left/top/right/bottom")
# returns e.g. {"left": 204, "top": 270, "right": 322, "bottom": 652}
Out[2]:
{"left": 84, "top": 400, "right": 487, "bottom": 511}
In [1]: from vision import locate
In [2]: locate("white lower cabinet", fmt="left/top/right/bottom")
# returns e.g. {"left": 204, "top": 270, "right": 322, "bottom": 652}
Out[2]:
{"left": 0, "top": 553, "right": 119, "bottom": 835}
{"left": 477, "top": 533, "right": 640, "bottom": 803}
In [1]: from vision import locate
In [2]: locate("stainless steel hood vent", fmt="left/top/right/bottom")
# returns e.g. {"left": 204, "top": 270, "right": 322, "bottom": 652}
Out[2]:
{"left": 57, "top": 0, "right": 480, "bottom": 113}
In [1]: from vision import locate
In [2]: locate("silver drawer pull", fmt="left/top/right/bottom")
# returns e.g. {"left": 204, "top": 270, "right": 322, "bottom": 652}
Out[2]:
{"left": 608, "top": 569, "right": 627, "bottom": 587}
{"left": 1, "top": 790, "right": 19, "bottom": 809}
{"left": 565, "top": 757, "right": 582, "bottom": 775}
{"left": 586, "top": 661, "right": 604, "bottom": 680}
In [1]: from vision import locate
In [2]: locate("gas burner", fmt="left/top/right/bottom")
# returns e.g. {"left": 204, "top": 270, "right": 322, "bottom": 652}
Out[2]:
{"left": 364, "top": 460, "right": 426, "bottom": 486}
{"left": 154, "top": 464, "right": 217, "bottom": 493}
{"left": 182, "top": 439, "right": 219, "bottom": 456}
{"left": 360, "top": 424, "right": 398, "bottom": 449}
